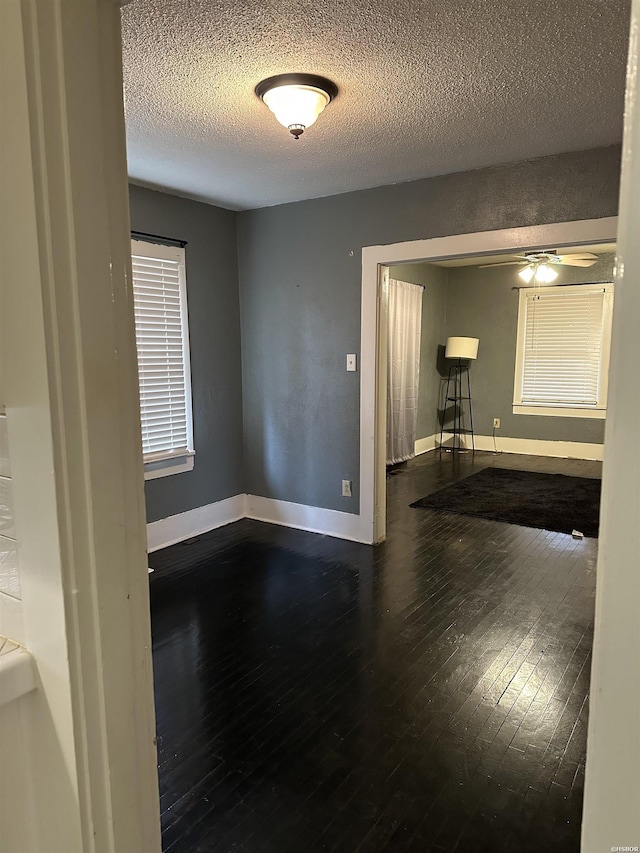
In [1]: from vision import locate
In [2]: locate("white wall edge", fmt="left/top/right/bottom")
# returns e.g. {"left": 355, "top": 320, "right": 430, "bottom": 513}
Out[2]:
{"left": 414, "top": 434, "right": 438, "bottom": 455}
{"left": 246, "top": 495, "right": 373, "bottom": 545}
{"left": 438, "top": 432, "right": 604, "bottom": 461}
{"left": 147, "top": 494, "right": 247, "bottom": 552}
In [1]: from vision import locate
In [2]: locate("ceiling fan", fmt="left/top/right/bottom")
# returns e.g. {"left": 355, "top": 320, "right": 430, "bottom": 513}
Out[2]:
{"left": 479, "top": 250, "right": 599, "bottom": 284}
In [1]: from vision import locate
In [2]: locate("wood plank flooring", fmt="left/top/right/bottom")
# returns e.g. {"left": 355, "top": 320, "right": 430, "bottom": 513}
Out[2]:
{"left": 149, "top": 451, "right": 600, "bottom": 852}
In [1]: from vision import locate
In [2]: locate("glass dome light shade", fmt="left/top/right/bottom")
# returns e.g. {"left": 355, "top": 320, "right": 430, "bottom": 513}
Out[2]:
{"left": 518, "top": 265, "right": 535, "bottom": 283}
{"left": 534, "top": 263, "right": 558, "bottom": 283}
{"left": 262, "top": 84, "right": 331, "bottom": 132}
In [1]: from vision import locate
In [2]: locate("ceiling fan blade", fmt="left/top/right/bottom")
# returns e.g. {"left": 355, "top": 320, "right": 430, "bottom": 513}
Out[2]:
{"left": 559, "top": 253, "right": 599, "bottom": 260}
{"left": 557, "top": 258, "right": 598, "bottom": 267}
{"left": 478, "top": 260, "right": 526, "bottom": 268}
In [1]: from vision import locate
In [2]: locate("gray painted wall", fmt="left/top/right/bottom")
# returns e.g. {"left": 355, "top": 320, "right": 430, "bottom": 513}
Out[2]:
{"left": 238, "top": 146, "right": 620, "bottom": 514}
{"left": 129, "top": 185, "right": 244, "bottom": 523}
{"left": 443, "top": 255, "right": 615, "bottom": 443}
{"left": 388, "top": 264, "right": 448, "bottom": 440}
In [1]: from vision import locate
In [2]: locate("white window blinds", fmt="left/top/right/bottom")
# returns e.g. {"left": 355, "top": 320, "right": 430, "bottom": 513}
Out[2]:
{"left": 131, "top": 240, "right": 194, "bottom": 461}
{"left": 514, "top": 283, "right": 614, "bottom": 415}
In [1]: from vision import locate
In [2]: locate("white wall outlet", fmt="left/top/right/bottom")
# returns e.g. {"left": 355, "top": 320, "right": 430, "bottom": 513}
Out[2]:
{"left": 342, "top": 479, "right": 352, "bottom": 497}
{"left": 346, "top": 354, "right": 357, "bottom": 372}
{"left": 493, "top": 418, "right": 501, "bottom": 429}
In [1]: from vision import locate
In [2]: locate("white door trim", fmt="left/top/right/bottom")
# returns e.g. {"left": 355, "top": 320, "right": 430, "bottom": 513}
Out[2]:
{"left": 360, "top": 217, "right": 618, "bottom": 543}
{"left": 1, "top": 0, "right": 161, "bottom": 849}
{"left": 582, "top": 0, "right": 640, "bottom": 844}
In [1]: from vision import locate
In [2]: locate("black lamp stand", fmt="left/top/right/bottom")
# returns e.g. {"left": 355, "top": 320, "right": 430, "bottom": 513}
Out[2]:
{"left": 440, "top": 360, "right": 475, "bottom": 453}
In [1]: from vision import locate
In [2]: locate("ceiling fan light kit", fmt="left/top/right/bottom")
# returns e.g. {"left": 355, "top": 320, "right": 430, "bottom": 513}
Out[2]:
{"left": 480, "top": 250, "right": 599, "bottom": 284}
{"left": 518, "top": 262, "right": 558, "bottom": 284}
{"left": 255, "top": 73, "right": 338, "bottom": 139}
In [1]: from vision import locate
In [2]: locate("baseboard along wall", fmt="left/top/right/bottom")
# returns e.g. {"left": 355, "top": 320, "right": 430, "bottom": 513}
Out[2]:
{"left": 416, "top": 433, "right": 604, "bottom": 462}
{"left": 147, "top": 493, "right": 372, "bottom": 552}
{"left": 146, "top": 494, "right": 246, "bottom": 552}
{"left": 414, "top": 434, "right": 438, "bottom": 455}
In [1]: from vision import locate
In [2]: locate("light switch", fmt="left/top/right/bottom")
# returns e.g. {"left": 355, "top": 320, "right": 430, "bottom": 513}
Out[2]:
{"left": 347, "top": 354, "right": 357, "bottom": 372}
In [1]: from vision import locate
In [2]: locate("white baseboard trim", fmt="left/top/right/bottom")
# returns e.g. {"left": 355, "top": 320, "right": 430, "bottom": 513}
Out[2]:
{"left": 246, "top": 495, "right": 373, "bottom": 544}
{"left": 147, "top": 492, "right": 375, "bottom": 552}
{"left": 147, "top": 493, "right": 246, "bottom": 552}
{"left": 438, "top": 433, "right": 604, "bottom": 461}
{"left": 414, "top": 434, "right": 438, "bottom": 455}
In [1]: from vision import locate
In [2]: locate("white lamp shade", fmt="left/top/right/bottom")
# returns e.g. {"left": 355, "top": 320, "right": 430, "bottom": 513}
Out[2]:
{"left": 445, "top": 336, "right": 479, "bottom": 360}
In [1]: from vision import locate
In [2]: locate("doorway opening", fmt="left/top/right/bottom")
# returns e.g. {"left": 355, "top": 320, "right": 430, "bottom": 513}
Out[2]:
{"left": 383, "top": 242, "right": 615, "bottom": 529}
{"left": 358, "top": 217, "right": 618, "bottom": 544}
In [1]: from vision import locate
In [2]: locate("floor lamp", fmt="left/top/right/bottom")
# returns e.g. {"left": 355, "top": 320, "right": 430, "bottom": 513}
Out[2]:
{"left": 440, "top": 336, "right": 479, "bottom": 453}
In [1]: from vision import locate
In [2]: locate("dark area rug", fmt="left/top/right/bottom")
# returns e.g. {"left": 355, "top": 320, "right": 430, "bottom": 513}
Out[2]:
{"left": 410, "top": 467, "right": 601, "bottom": 537}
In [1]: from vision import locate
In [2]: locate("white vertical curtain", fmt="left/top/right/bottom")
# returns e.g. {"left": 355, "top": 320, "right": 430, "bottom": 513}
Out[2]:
{"left": 386, "top": 278, "right": 423, "bottom": 465}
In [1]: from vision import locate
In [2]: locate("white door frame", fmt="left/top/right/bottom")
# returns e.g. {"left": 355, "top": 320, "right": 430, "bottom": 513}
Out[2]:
{"left": 359, "top": 217, "right": 619, "bottom": 544}
{"left": 582, "top": 0, "right": 640, "bottom": 845}
{"left": 0, "top": 0, "right": 161, "bottom": 849}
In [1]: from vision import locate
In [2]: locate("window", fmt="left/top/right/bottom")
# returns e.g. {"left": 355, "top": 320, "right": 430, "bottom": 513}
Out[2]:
{"left": 131, "top": 239, "right": 194, "bottom": 479}
{"left": 513, "top": 283, "right": 614, "bottom": 419}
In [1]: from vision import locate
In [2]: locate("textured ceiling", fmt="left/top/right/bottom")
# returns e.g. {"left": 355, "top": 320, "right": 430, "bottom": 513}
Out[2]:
{"left": 121, "top": 0, "right": 631, "bottom": 210}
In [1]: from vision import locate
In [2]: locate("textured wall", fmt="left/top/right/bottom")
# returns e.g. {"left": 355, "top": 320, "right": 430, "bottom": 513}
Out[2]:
{"left": 238, "top": 146, "right": 621, "bottom": 513}
{"left": 444, "top": 254, "right": 616, "bottom": 444}
{"left": 388, "top": 263, "right": 448, "bottom": 441}
{"left": 129, "top": 185, "right": 244, "bottom": 522}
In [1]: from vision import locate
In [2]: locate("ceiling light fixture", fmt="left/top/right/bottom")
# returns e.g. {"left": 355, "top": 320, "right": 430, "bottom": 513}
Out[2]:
{"left": 518, "top": 262, "right": 559, "bottom": 284}
{"left": 255, "top": 73, "right": 338, "bottom": 140}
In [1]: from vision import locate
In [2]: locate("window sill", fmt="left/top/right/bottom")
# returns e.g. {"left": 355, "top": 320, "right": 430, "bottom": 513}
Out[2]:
{"left": 513, "top": 405, "right": 606, "bottom": 420}
{"left": 144, "top": 453, "right": 194, "bottom": 480}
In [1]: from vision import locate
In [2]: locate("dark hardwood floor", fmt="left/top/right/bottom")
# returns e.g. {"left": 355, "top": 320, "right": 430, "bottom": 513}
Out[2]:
{"left": 149, "top": 450, "right": 600, "bottom": 852}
